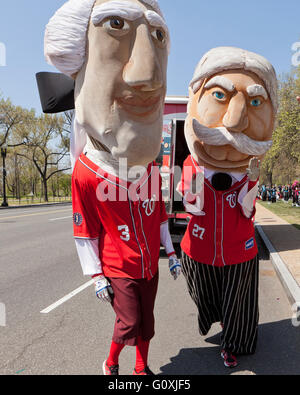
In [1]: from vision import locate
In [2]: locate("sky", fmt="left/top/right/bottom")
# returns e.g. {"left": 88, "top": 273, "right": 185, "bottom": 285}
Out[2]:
{"left": 0, "top": 0, "right": 299, "bottom": 114}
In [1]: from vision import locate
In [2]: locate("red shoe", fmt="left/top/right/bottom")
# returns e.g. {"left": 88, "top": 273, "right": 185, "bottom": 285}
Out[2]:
{"left": 102, "top": 360, "right": 119, "bottom": 375}
{"left": 133, "top": 366, "right": 155, "bottom": 375}
{"left": 221, "top": 349, "right": 238, "bottom": 368}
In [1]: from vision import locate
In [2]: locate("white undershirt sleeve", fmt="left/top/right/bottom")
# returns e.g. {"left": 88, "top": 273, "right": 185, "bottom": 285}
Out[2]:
{"left": 160, "top": 221, "right": 175, "bottom": 256}
{"left": 238, "top": 182, "right": 259, "bottom": 218}
{"left": 74, "top": 238, "right": 103, "bottom": 276}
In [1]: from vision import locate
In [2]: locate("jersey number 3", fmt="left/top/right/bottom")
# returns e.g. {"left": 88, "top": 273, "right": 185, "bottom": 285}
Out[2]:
{"left": 192, "top": 224, "right": 205, "bottom": 240}
{"left": 118, "top": 225, "right": 130, "bottom": 242}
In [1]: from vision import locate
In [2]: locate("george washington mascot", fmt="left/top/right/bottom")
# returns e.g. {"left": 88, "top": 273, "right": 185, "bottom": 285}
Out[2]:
{"left": 44, "top": 0, "right": 181, "bottom": 376}
{"left": 177, "top": 47, "right": 278, "bottom": 368}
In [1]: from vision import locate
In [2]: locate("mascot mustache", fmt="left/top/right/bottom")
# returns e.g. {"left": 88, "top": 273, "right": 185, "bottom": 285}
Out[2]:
{"left": 192, "top": 118, "right": 273, "bottom": 156}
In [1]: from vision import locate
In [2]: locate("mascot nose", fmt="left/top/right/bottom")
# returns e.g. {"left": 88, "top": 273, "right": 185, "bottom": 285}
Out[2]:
{"left": 123, "top": 24, "right": 163, "bottom": 91}
{"left": 223, "top": 92, "right": 249, "bottom": 132}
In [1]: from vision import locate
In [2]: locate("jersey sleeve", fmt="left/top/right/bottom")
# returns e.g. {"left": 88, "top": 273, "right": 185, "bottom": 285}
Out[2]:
{"left": 72, "top": 172, "right": 102, "bottom": 239}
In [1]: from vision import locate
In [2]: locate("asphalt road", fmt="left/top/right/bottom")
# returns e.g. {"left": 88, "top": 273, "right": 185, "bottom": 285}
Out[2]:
{"left": 0, "top": 204, "right": 299, "bottom": 375}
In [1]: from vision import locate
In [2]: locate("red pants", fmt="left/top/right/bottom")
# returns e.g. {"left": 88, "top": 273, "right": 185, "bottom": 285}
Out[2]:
{"left": 109, "top": 273, "right": 159, "bottom": 346}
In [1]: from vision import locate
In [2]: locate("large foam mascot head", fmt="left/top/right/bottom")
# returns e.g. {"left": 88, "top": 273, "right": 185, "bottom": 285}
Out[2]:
{"left": 45, "top": 0, "right": 169, "bottom": 169}
{"left": 185, "top": 47, "right": 278, "bottom": 173}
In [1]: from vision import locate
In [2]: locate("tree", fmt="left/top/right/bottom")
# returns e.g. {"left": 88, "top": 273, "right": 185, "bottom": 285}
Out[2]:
{"left": 0, "top": 97, "right": 34, "bottom": 148}
{"left": 18, "top": 113, "right": 71, "bottom": 202}
{"left": 261, "top": 66, "right": 300, "bottom": 185}
{"left": 59, "top": 173, "right": 72, "bottom": 197}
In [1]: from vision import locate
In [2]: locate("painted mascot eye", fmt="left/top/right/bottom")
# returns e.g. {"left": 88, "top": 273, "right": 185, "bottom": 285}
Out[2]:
{"left": 250, "top": 98, "right": 262, "bottom": 107}
{"left": 151, "top": 28, "right": 166, "bottom": 44}
{"left": 103, "top": 17, "right": 130, "bottom": 32}
{"left": 110, "top": 17, "right": 124, "bottom": 29}
{"left": 213, "top": 91, "right": 226, "bottom": 100}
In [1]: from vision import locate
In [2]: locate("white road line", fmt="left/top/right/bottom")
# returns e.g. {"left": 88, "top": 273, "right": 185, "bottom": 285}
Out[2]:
{"left": 40, "top": 280, "right": 94, "bottom": 314}
{"left": 0, "top": 208, "right": 71, "bottom": 216}
{"left": 49, "top": 216, "right": 72, "bottom": 222}
{"left": 0, "top": 210, "right": 31, "bottom": 216}
{"left": 0, "top": 208, "right": 72, "bottom": 221}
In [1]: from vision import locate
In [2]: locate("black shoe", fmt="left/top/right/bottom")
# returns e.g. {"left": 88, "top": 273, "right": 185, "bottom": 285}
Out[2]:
{"left": 133, "top": 366, "right": 155, "bottom": 375}
{"left": 221, "top": 349, "right": 238, "bottom": 368}
{"left": 103, "top": 360, "right": 119, "bottom": 375}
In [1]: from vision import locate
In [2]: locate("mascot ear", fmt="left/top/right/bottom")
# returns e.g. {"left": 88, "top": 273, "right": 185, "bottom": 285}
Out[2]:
{"left": 36, "top": 72, "right": 75, "bottom": 114}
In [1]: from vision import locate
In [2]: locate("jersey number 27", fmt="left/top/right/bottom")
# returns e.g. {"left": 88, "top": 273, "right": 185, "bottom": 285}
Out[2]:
{"left": 192, "top": 224, "right": 205, "bottom": 240}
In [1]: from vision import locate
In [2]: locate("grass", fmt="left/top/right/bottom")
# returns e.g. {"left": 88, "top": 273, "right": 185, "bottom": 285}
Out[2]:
{"left": 2, "top": 196, "right": 72, "bottom": 206}
{"left": 258, "top": 200, "right": 300, "bottom": 230}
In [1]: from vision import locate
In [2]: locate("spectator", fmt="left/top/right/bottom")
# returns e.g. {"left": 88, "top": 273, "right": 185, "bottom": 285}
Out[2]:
{"left": 289, "top": 185, "right": 293, "bottom": 200}
{"left": 278, "top": 185, "right": 283, "bottom": 199}
{"left": 293, "top": 186, "right": 300, "bottom": 207}
{"left": 271, "top": 185, "right": 277, "bottom": 203}
{"left": 267, "top": 186, "right": 272, "bottom": 203}
{"left": 283, "top": 185, "right": 289, "bottom": 202}
{"left": 261, "top": 185, "right": 267, "bottom": 201}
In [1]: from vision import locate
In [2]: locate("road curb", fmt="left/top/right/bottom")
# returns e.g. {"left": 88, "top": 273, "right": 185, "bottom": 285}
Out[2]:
{"left": 0, "top": 202, "right": 72, "bottom": 210}
{"left": 256, "top": 224, "right": 300, "bottom": 314}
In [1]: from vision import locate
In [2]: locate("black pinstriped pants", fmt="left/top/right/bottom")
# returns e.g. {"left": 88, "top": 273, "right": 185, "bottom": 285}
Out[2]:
{"left": 181, "top": 252, "right": 259, "bottom": 355}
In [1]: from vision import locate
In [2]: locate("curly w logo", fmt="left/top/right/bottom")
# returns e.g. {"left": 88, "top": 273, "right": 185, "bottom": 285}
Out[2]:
{"left": 142, "top": 195, "right": 156, "bottom": 216}
{"left": 226, "top": 192, "right": 237, "bottom": 209}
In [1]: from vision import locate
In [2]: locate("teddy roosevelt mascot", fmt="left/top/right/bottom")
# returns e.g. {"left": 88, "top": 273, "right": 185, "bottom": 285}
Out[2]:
{"left": 44, "top": 0, "right": 181, "bottom": 376}
{"left": 177, "top": 47, "right": 278, "bottom": 368}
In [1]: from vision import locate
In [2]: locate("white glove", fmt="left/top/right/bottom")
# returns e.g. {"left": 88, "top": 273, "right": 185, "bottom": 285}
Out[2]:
{"left": 169, "top": 255, "right": 181, "bottom": 280}
{"left": 246, "top": 157, "right": 260, "bottom": 182}
{"left": 94, "top": 275, "right": 114, "bottom": 303}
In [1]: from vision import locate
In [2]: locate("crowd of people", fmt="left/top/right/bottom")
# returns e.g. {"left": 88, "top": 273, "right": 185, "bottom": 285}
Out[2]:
{"left": 258, "top": 181, "right": 300, "bottom": 207}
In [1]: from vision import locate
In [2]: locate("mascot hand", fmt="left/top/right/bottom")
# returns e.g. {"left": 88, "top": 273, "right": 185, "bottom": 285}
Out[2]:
{"left": 247, "top": 157, "right": 260, "bottom": 182}
{"left": 94, "top": 275, "right": 114, "bottom": 303}
{"left": 169, "top": 255, "right": 181, "bottom": 280}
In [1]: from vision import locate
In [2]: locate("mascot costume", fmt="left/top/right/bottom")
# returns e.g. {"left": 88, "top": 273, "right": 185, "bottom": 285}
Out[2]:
{"left": 44, "top": 0, "right": 181, "bottom": 376}
{"left": 178, "top": 47, "right": 278, "bottom": 368}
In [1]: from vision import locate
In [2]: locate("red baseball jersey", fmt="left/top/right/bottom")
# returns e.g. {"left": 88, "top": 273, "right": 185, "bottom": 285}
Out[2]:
{"left": 72, "top": 154, "right": 168, "bottom": 280}
{"left": 180, "top": 155, "right": 258, "bottom": 267}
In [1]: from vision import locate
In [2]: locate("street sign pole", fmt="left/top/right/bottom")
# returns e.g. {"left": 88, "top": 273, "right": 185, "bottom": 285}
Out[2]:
{"left": 1, "top": 146, "right": 8, "bottom": 207}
